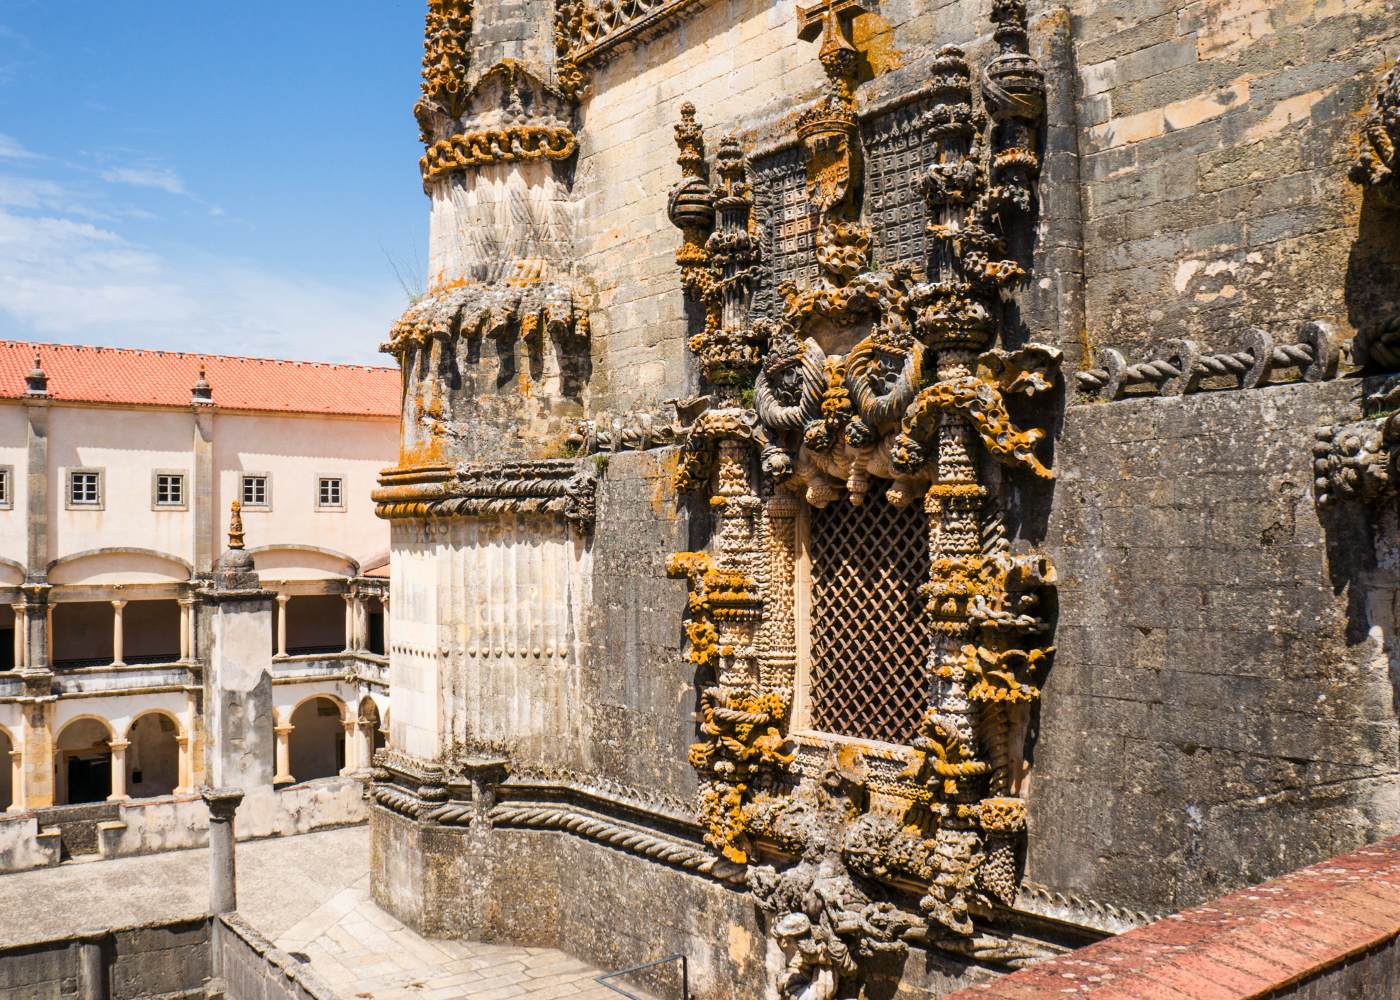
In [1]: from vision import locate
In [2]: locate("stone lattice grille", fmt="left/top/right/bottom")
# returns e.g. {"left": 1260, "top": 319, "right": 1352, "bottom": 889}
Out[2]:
{"left": 862, "top": 99, "right": 936, "bottom": 274}
{"left": 809, "top": 489, "right": 930, "bottom": 745}
{"left": 751, "top": 147, "right": 819, "bottom": 318}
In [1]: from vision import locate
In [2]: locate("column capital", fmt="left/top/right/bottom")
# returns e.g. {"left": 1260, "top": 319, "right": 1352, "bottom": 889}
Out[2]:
{"left": 201, "top": 785, "right": 245, "bottom": 821}
{"left": 276, "top": 592, "right": 290, "bottom": 605}
{"left": 107, "top": 738, "right": 131, "bottom": 751}
{"left": 274, "top": 723, "right": 294, "bottom": 736}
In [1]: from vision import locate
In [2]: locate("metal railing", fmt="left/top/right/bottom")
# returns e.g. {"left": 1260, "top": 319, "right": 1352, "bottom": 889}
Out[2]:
{"left": 595, "top": 954, "right": 689, "bottom": 1000}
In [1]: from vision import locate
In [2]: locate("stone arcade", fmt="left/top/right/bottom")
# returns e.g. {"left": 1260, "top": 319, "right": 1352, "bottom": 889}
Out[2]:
{"left": 370, "top": 1, "right": 1400, "bottom": 996}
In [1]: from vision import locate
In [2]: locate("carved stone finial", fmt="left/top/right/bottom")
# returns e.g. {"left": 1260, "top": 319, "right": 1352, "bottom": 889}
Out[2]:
{"left": 24, "top": 351, "right": 48, "bottom": 398}
{"left": 416, "top": 0, "right": 474, "bottom": 135}
{"left": 227, "top": 501, "right": 245, "bottom": 550}
{"left": 192, "top": 366, "right": 213, "bottom": 406}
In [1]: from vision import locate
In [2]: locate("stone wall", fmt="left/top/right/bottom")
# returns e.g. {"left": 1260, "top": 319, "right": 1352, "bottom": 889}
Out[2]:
{"left": 0, "top": 918, "right": 210, "bottom": 1000}
{"left": 1032, "top": 377, "right": 1400, "bottom": 914}
{"left": 89, "top": 778, "right": 367, "bottom": 863}
{"left": 1073, "top": 0, "right": 1398, "bottom": 368}
{"left": 0, "top": 813, "right": 60, "bottom": 872}
{"left": 217, "top": 913, "right": 339, "bottom": 1000}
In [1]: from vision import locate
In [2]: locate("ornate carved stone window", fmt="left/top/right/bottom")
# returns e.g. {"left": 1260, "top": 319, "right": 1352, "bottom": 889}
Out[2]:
{"left": 798, "top": 489, "right": 930, "bottom": 747}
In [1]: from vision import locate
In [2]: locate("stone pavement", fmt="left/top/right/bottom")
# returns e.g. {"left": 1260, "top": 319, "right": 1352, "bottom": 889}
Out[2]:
{"left": 0, "top": 825, "right": 369, "bottom": 947}
{"left": 0, "top": 824, "right": 642, "bottom": 999}
{"left": 276, "top": 878, "right": 636, "bottom": 1000}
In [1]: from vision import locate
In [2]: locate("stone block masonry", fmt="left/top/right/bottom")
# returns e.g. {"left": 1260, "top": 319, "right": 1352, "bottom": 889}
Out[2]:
{"left": 1072, "top": 0, "right": 1398, "bottom": 367}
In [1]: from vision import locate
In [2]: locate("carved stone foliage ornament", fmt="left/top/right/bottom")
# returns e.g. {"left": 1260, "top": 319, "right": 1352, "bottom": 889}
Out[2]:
{"left": 665, "top": 1, "right": 1058, "bottom": 988}
{"left": 1315, "top": 376, "right": 1400, "bottom": 509}
{"left": 1352, "top": 57, "right": 1400, "bottom": 208}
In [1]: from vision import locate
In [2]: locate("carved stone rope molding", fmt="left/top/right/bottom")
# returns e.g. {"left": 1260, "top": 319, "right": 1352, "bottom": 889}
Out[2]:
{"left": 487, "top": 803, "right": 721, "bottom": 876}
{"left": 421, "top": 125, "right": 577, "bottom": 185}
{"left": 1074, "top": 321, "right": 1339, "bottom": 401}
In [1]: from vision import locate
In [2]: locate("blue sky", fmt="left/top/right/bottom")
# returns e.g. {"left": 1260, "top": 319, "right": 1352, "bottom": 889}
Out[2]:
{"left": 0, "top": 2, "right": 430, "bottom": 365}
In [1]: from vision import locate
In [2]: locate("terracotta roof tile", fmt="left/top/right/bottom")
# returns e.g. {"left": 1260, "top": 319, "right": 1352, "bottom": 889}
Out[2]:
{"left": 0, "top": 340, "right": 401, "bottom": 418}
{"left": 941, "top": 834, "right": 1400, "bottom": 999}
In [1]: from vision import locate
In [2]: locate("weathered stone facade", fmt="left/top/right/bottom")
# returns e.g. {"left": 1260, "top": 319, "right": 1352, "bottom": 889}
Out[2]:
{"left": 371, "top": 1, "right": 1400, "bottom": 996}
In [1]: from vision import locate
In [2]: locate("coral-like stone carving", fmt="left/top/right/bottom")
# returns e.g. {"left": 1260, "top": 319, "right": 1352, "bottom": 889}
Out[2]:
{"left": 554, "top": 0, "right": 709, "bottom": 95}
{"left": 747, "top": 747, "right": 917, "bottom": 1000}
{"left": 667, "top": 108, "right": 763, "bottom": 388}
{"left": 663, "top": 0, "right": 1058, "bottom": 984}
{"left": 416, "top": 0, "right": 474, "bottom": 138}
{"left": 1353, "top": 57, "right": 1400, "bottom": 208}
{"left": 416, "top": 60, "right": 577, "bottom": 186}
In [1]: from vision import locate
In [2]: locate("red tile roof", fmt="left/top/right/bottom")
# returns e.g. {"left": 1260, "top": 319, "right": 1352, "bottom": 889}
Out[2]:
{"left": 941, "top": 835, "right": 1400, "bottom": 999}
{"left": 0, "top": 340, "right": 401, "bottom": 417}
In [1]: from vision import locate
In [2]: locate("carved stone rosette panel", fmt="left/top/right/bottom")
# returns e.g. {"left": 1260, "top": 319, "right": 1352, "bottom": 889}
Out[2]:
{"left": 665, "top": 2, "right": 1059, "bottom": 992}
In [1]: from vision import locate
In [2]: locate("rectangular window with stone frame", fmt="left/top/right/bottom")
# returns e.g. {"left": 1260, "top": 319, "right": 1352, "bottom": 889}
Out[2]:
{"left": 153, "top": 471, "right": 187, "bottom": 509}
{"left": 241, "top": 474, "right": 270, "bottom": 509}
{"left": 67, "top": 469, "right": 103, "bottom": 509}
{"left": 317, "top": 476, "right": 344, "bottom": 510}
{"left": 0, "top": 466, "right": 10, "bottom": 510}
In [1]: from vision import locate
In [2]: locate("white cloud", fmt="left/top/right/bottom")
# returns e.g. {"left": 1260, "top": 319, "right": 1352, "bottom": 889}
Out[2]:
{"left": 0, "top": 134, "right": 37, "bottom": 161}
{"left": 98, "top": 165, "right": 188, "bottom": 196}
{"left": 0, "top": 207, "right": 401, "bottom": 365}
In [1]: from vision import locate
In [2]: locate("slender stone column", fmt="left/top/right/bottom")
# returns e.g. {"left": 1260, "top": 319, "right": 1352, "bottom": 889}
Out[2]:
{"left": 7, "top": 748, "right": 21, "bottom": 812}
{"left": 110, "top": 600, "right": 127, "bottom": 667}
{"left": 343, "top": 594, "right": 355, "bottom": 652}
{"left": 273, "top": 723, "right": 294, "bottom": 784}
{"left": 107, "top": 738, "right": 130, "bottom": 801}
{"left": 10, "top": 605, "right": 21, "bottom": 669}
{"left": 381, "top": 594, "right": 390, "bottom": 653}
{"left": 174, "top": 735, "right": 193, "bottom": 795}
{"left": 76, "top": 932, "right": 106, "bottom": 1000}
{"left": 275, "top": 594, "right": 289, "bottom": 657}
{"left": 178, "top": 598, "right": 194, "bottom": 661}
{"left": 353, "top": 595, "right": 369, "bottom": 652}
{"left": 340, "top": 717, "right": 359, "bottom": 774}
{"left": 202, "top": 786, "right": 244, "bottom": 915}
